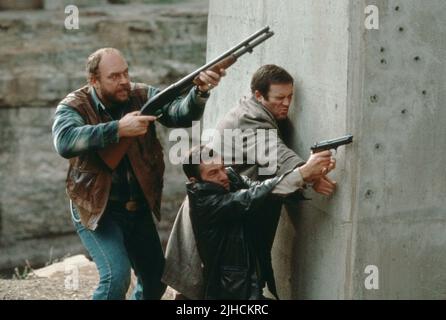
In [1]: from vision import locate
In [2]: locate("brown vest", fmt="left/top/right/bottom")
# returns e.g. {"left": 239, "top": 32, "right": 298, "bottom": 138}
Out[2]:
{"left": 60, "top": 83, "right": 165, "bottom": 230}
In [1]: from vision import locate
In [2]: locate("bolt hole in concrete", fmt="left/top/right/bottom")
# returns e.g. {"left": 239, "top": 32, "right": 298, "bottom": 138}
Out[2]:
{"left": 370, "top": 95, "right": 378, "bottom": 103}
{"left": 380, "top": 47, "right": 385, "bottom": 52}
{"left": 374, "top": 143, "right": 381, "bottom": 150}
{"left": 395, "top": 6, "right": 400, "bottom": 11}
{"left": 422, "top": 90, "right": 427, "bottom": 95}
{"left": 365, "top": 190, "right": 374, "bottom": 198}
{"left": 414, "top": 56, "right": 420, "bottom": 61}
{"left": 401, "top": 109, "right": 407, "bottom": 114}
{"left": 399, "top": 27, "right": 404, "bottom": 32}
{"left": 380, "top": 59, "right": 387, "bottom": 64}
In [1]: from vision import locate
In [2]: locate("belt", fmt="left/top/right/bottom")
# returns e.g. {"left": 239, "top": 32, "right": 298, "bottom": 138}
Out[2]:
{"left": 108, "top": 199, "right": 147, "bottom": 212}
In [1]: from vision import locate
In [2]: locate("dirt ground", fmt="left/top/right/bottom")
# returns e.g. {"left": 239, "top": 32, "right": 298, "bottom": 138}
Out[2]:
{"left": 0, "top": 265, "right": 97, "bottom": 300}
{"left": 0, "top": 256, "right": 175, "bottom": 300}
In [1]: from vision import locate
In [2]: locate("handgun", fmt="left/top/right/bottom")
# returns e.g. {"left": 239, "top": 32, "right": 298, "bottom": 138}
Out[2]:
{"left": 310, "top": 134, "right": 353, "bottom": 153}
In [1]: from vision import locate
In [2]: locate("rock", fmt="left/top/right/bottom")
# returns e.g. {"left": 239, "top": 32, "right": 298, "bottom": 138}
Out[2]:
{"left": 44, "top": 0, "right": 107, "bottom": 10}
{"left": 0, "top": 0, "right": 43, "bottom": 10}
{"left": 33, "top": 255, "right": 93, "bottom": 278}
{"left": 0, "top": 234, "right": 86, "bottom": 275}
{"left": 0, "top": 1, "right": 207, "bottom": 272}
{"left": 0, "top": 253, "right": 177, "bottom": 299}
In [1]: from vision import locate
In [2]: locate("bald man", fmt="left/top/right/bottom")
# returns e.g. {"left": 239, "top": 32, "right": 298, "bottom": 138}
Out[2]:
{"left": 52, "top": 48, "right": 224, "bottom": 300}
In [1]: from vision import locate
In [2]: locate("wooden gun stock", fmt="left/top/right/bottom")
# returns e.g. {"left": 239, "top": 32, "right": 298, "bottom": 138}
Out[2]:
{"left": 192, "top": 55, "right": 237, "bottom": 86}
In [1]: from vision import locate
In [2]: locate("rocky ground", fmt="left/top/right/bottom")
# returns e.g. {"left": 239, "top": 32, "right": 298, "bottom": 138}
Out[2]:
{"left": 0, "top": 255, "right": 176, "bottom": 300}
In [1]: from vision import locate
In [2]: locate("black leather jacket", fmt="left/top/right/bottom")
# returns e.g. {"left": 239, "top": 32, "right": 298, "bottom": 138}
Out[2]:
{"left": 187, "top": 168, "right": 282, "bottom": 299}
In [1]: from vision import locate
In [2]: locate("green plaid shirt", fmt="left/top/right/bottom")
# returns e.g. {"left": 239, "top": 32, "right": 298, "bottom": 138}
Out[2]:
{"left": 52, "top": 84, "right": 207, "bottom": 159}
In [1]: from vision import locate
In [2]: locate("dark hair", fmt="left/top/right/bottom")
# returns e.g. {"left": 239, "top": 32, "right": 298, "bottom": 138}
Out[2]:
{"left": 182, "top": 145, "right": 220, "bottom": 180}
{"left": 85, "top": 47, "right": 123, "bottom": 83}
{"left": 250, "top": 64, "right": 294, "bottom": 99}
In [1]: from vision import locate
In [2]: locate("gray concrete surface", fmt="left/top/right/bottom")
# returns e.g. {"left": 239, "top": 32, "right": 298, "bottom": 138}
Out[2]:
{"left": 205, "top": 0, "right": 445, "bottom": 299}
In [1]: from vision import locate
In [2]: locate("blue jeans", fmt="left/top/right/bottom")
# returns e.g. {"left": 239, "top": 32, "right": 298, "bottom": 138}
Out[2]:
{"left": 70, "top": 201, "right": 166, "bottom": 300}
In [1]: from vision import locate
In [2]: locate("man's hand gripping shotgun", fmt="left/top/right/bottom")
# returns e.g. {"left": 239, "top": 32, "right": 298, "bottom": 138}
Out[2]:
{"left": 98, "top": 26, "right": 275, "bottom": 170}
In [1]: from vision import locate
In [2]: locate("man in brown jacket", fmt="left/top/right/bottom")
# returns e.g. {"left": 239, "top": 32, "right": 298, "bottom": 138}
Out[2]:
{"left": 52, "top": 48, "right": 224, "bottom": 299}
{"left": 163, "top": 64, "right": 336, "bottom": 299}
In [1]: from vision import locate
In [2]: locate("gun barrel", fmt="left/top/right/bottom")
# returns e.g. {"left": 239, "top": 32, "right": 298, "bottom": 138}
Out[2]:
{"left": 233, "top": 31, "right": 274, "bottom": 58}
{"left": 184, "top": 26, "right": 272, "bottom": 81}
{"left": 141, "top": 26, "right": 274, "bottom": 115}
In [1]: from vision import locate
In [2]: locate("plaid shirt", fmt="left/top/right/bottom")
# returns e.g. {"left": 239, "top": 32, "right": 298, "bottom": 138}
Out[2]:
{"left": 52, "top": 84, "right": 207, "bottom": 159}
{"left": 53, "top": 84, "right": 208, "bottom": 204}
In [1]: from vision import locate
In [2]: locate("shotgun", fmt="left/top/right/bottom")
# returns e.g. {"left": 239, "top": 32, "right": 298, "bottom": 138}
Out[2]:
{"left": 98, "top": 26, "right": 275, "bottom": 169}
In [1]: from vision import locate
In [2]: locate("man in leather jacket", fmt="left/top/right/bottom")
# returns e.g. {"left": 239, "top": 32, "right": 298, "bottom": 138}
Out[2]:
{"left": 163, "top": 65, "right": 337, "bottom": 299}
{"left": 183, "top": 146, "right": 334, "bottom": 299}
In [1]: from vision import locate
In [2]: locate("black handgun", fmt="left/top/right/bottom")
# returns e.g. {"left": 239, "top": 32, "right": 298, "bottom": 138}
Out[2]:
{"left": 310, "top": 134, "right": 353, "bottom": 153}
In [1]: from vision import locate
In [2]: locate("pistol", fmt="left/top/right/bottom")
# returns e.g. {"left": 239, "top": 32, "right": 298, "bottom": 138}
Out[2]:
{"left": 310, "top": 134, "right": 353, "bottom": 153}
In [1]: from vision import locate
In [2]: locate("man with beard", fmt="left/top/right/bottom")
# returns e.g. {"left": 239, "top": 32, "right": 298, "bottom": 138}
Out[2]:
{"left": 163, "top": 64, "right": 336, "bottom": 299}
{"left": 52, "top": 48, "right": 224, "bottom": 300}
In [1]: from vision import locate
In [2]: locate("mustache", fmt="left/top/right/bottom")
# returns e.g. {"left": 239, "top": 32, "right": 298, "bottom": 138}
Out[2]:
{"left": 118, "top": 85, "right": 131, "bottom": 92}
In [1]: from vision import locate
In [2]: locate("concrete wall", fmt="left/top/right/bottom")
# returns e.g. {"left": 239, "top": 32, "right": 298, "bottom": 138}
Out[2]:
{"left": 205, "top": 0, "right": 446, "bottom": 299}
{"left": 351, "top": 0, "right": 446, "bottom": 299}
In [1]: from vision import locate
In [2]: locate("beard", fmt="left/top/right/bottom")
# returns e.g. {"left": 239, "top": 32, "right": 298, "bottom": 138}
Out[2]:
{"left": 100, "top": 84, "right": 131, "bottom": 108}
